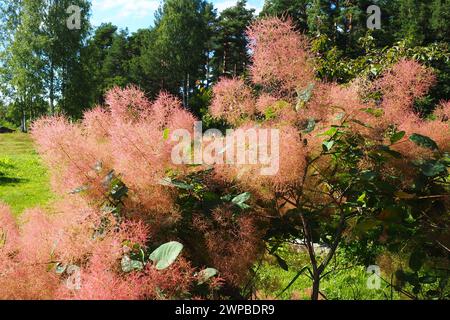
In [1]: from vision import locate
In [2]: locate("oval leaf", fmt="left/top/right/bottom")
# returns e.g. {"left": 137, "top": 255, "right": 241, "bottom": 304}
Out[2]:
{"left": 198, "top": 268, "right": 218, "bottom": 285}
{"left": 420, "top": 161, "right": 446, "bottom": 177}
{"left": 390, "top": 131, "right": 406, "bottom": 144}
{"left": 274, "top": 254, "right": 289, "bottom": 271}
{"left": 121, "top": 255, "right": 144, "bottom": 273}
{"left": 149, "top": 241, "right": 183, "bottom": 270}
{"left": 409, "top": 134, "right": 438, "bottom": 150}
{"left": 409, "top": 250, "right": 426, "bottom": 272}
{"left": 231, "top": 192, "right": 251, "bottom": 209}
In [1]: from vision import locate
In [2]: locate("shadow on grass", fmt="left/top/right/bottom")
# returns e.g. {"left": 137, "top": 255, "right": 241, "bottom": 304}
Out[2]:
{"left": 0, "top": 175, "right": 26, "bottom": 185}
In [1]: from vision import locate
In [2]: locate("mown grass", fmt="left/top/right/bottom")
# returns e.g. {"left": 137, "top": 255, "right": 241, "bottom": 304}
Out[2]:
{"left": 0, "top": 132, "right": 54, "bottom": 215}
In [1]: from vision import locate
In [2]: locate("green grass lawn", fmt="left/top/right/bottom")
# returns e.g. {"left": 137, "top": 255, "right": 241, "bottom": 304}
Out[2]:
{"left": 0, "top": 132, "right": 54, "bottom": 215}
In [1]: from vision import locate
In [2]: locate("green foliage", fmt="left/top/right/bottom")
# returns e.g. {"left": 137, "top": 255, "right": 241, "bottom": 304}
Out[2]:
{"left": 261, "top": 0, "right": 309, "bottom": 31}
{"left": 121, "top": 240, "right": 186, "bottom": 273}
{"left": 149, "top": 241, "right": 184, "bottom": 270}
{"left": 409, "top": 133, "right": 439, "bottom": 150}
{"left": 211, "top": 0, "right": 254, "bottom": 79}
{"left": 198, "top": 268, "right": 218, "bottom": 285}
{"left": 0, "top": 0, "right": 91, "bottom": 126}
{"left": 231, "top": 192, "right": 252, "bottom": 210}
{"left": 121, "top": 255, "right": 145, "bottom": 273}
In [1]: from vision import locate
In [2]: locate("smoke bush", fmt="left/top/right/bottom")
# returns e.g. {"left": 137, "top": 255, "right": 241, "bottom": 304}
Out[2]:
{"left": 2, "top": 17, "right": 448, "bottom": 301}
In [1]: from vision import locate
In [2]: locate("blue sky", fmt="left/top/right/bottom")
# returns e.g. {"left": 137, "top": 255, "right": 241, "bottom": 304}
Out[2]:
{"left": 91, "top": 0, "right": 265, "bottom": 33}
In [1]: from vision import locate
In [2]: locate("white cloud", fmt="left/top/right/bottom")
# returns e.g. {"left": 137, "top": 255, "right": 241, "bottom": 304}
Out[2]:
{"left": 215, "top": 0, "right": 263, "bottom": 15}
{"left": 92, "top": 0, "right": 159, "bottom": 19}
{"left": 214, "top": 0, "right": 237, "bottom": 12}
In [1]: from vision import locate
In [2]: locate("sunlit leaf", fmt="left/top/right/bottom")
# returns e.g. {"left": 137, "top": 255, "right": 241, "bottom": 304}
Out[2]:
{"left": 149, "top": 241, "right": 183, "bottom": 270}
{"left": 198, "top": 268, "right": 218, "bottom": 285}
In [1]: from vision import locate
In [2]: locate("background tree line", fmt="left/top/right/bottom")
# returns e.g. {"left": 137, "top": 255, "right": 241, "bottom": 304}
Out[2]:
{"left": 1, "top": 0, "right": 450, "bottom": 130}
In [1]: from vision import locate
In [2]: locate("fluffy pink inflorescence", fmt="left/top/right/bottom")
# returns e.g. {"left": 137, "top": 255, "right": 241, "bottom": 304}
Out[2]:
{"left": 0, "top": 198, "right": 199, "bottom": 300}
{"left": 32, "top": 86, "right": 197, "bottom": 217}
{"left": 395, "top": 116, "right": 450, "bottom": 158}
{"left": 379, "top": 59, "right": 436, "bottom": 124}
{"left": 210, "top": 78, "right": 256, "bottom": 125}
{"left": 108, "top": 89, "right": 196, "bottom": 215}
{"left": 0, "top": 205, "right": 59, "bottom": 299}
{"left": 18, "top": 209, "right": 57, "bottom": 264}
{"left": 247, "top": 17, "right": 314, "bottom": 93}
{"left": 434, "top": 101, "right": 450, "bottom": 122}
{"left": 31, "top": 116, "right": 100, "bottom": 195}
{"left": 0, "top": 203, "right": 20, "bottom": 295}
{"left": 106, "top": 85, "right": 152, "bottom": 122}
{"left": 0, "top": 203, "right": 19, "bottom": 254}
{"left": 195, "top": 206, "right": 263, "bottom": 286}
{"left": 214, "top": 125, "right": 307, "bottom": 199}
{"left": 256, "top": 94, "right": 279, "bottom": 115}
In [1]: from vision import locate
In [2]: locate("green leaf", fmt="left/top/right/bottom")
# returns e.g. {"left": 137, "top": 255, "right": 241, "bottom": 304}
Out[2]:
{"left": 394, "top": 191, "right": 416, "bottom": 200}
{"left": 319, "top": 127, "right": 338, "bottom": 137}
{"left": 69, "top": 185, "right": 89, "bottom": 195}
{"left": 198, "top": 268, "right": 218, "bottom": 285}
{"left": 426, "top": 289, "right": 440, "bottom": 298}
{"left": 360, "top": 171, "right": 377, "bottom": 181}
{"left": 55, "top": 263, "right": 67, "bottom": 274}
{"left": 420, "top": 275, "right": 437, "bottom": 284}
{"left": 376, "top": 145, "right": 403, "bottom": 159}
{"left": 159, "top": 178, "right": 194, "bottom": 190}
{"left": 390, "top": 131, "right": 406, "bottom": 144}
{"left": 296, "top": 83, "right": 315, "bottom": 111}
{"left": 409, "top": 250, "right": 426, "bottom": 272}
{"left": 274, "top": 254, "right": 289, "bottom": 271}
{"left": 111, "top": 182, "right": 128, "bottom": 201}
{"left": 412, "top": 285, "right": 421, "bottom": 295}
{"left": 395, "top": 269, "right": 407, "bottom": 286}
{"left": 264, "top": 107, "right": 276, "bottom": 120}
{"left": 121, "top": 255, "right": 144, "bottom": 273}
{"left": 409, "top": 134, "right": 439, "bottom": 150}
{"left": 149, "top": 241, "right": 183, "bottom": 270}
{"left": 357, "top": 192, "right": 366, "bottom": 204}
{"left": 220, "top": 194, "right": 233, "bottom": 202}
{"left": 420, "top": 161, "right": 446, "bottom": 177}
{"left": 303, "top": 119, "right": 316, "bottom": 134}
{"left": 355, "top": 218, "right": 381, "bottom": 234}
{"left": 363, "top": 108, "right": 384, "bottom": 117}
{"left": 163, "top": 128, "right": 170, "bottom": 140}
{"left": 322, "top": 140, "right": 335, "bottom": 151}
{"left": 231, "top": 192, "right": 251, "bottom": 209}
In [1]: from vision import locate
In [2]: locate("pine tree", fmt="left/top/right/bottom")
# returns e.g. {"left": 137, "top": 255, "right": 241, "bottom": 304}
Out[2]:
{"left": 149, "top": 0, "right": 215, "bottom": 107}
{"left": 260, "top": 0, "right": 309, "bottom": 31}
{"left": 430, "top": 0, "right": 450, "bottom": 42}
{"left": 212, "top": 0, "right": 255, "bottom": 79}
